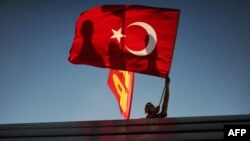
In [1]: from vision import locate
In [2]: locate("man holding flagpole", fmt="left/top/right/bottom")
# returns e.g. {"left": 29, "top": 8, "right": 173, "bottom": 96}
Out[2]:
{"left": 145, "top": 75, "right": 170, "bottom": 118}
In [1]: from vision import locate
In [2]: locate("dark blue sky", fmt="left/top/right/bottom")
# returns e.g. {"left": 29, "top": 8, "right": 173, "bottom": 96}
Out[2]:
{"left": 0, "top": 0, "right": 250, "bottom": 124}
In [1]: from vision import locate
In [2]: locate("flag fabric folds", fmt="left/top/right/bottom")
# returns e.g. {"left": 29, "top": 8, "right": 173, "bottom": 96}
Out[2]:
{"left": 68, "top": 5, "right": 180, "bottom": 77}
{"left": 107, "top": 69, "right": 134, "bottom": 119}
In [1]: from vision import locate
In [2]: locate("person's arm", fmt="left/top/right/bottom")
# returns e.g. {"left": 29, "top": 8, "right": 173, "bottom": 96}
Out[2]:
{"left": 160, "top": 76, "right": 170, "bottom": 117}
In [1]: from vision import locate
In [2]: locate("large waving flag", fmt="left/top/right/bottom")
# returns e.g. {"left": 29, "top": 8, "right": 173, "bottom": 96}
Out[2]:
{"left": 107, "top": 69, "right": 134, "bottom": 119}
{"left": 68, "top": 5, "right": 180, "bottom": 77}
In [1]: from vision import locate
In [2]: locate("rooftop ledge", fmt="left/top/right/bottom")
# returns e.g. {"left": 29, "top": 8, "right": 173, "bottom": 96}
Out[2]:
{"left": 0, "top": 114, "right": 250, "bottom": 141}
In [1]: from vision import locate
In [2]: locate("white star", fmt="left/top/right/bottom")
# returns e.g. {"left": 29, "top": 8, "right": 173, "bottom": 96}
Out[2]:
{"left": 110, "top": 28, "right": 126, "bottom": 43}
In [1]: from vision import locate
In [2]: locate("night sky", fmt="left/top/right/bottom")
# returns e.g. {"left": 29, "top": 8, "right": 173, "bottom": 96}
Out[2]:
{"left": 0, "top": 0, "right": 250, "bottom": 124}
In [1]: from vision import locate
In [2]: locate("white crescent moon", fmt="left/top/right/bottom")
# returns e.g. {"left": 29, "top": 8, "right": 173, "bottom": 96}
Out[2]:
{"left": 125, "top": 22, "right": 157, "bottom": 56}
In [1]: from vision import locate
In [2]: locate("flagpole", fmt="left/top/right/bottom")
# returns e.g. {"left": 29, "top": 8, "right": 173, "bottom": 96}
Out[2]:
{"left": 127, "top": 72, "right": 134, "bottom": 120}
{"left": 158, "top": 84, "right": 166, "bottom": 107}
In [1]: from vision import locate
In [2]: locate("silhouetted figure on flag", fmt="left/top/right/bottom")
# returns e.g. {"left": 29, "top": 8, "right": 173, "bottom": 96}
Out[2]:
{"left": 145, "top": 75, "right": 170, "bottom": 118}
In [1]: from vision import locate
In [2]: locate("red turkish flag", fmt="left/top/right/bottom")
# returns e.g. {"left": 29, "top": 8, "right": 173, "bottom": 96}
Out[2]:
{"left": 107, "top": 69, "right": 134, "bottom": 119}
{"left": 68, "top": 5, "right": 180, "bottom": 77}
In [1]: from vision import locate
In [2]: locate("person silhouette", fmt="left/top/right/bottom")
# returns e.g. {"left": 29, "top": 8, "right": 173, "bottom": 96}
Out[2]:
{"left": 78, "top": 20, "right": 105, "bottom": 67}
{"left": 145, "top": 75, "right": 170, "bottom": 118}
